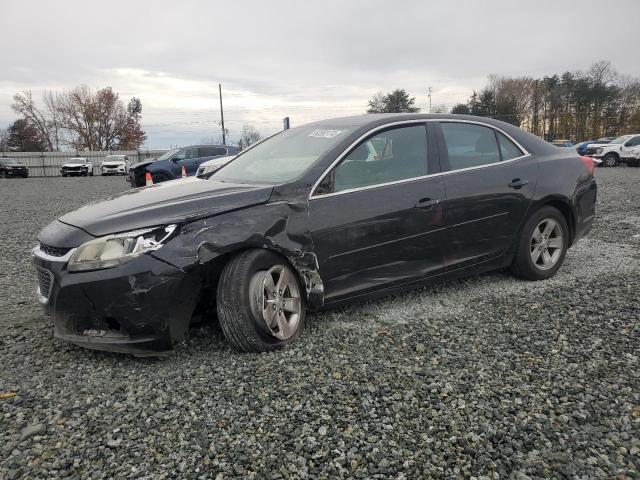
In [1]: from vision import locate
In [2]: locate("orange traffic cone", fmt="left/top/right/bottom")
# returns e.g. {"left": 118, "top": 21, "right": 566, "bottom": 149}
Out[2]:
{"left": 145, "top": 171, "right": 153, "bottom": 186}
{"left": 181, "top": 165, "right": 187, "bottom": 178}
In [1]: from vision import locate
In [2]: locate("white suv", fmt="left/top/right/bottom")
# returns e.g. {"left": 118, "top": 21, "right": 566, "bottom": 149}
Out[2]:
{"left": 101, "top": 154, "right": 129, "bottom": 176}
{"left": 591, "top": 134, "right": 640, "bottom": 167}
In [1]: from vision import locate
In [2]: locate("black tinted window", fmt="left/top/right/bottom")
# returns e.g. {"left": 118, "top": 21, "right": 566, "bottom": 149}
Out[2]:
{"left": 497, "top": 132, "right": 524, "bottom": 160}
{"left": 440, "top": 123, "right": 500, "bottom": 170}
{"left": 626, "top": 136, "right": 640, "bottom": 147}
{"left": 200, "top": 146, "right": 227, "bottom": 157}
{"left": 330, "top": 125, "right": 428, "bottom": 193}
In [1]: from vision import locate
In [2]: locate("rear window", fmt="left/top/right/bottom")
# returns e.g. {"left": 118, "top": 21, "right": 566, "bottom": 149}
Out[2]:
{"left": 200, "top": 146, "right": 227, "bottom": 157}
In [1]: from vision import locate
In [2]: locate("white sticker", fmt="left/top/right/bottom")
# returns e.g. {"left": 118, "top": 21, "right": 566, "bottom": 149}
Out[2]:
{"left": 308, "top": 129, "right": 342, "bottom": 139}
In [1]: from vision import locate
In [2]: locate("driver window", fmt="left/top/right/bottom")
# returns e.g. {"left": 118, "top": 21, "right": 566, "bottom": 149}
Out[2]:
{"left": 328, "top": 125, "right": 428, "bottom": 193}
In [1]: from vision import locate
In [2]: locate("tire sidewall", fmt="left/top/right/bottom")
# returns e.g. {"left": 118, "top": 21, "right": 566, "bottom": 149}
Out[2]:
{"left": 515, "top": 206, "right": 569, "bottom": 280}
{"left": 603, "top": 154, "right": 617, "bottom": 167}
{"left": 218, "top": 249, "right": 306, "bottom": 351}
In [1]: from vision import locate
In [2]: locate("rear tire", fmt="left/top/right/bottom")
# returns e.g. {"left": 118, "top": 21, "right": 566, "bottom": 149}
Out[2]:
{"left": 511, "top": 206, "right": 569, "bottom": 281}
{"left": 602, "top": 153, "right": 618, "bottom": 167}
{"left": 217, "top": 249, "right": 305, "bottom": 352}
{"left": 0, "top": 170, "right": 6, "bottom": 179}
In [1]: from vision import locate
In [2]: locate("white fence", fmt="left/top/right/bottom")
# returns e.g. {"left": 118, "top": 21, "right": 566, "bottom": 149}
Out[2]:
{"left": 0, "top": 150, "right": 169, "bottom": 177}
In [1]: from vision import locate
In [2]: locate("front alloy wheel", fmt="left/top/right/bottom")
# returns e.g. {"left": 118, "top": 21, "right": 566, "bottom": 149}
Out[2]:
{"left": 217, "top": 249, "right": 305, "bottom": 352}
{"left": 602, "top": 153, "right": 618, "bottom": 167}
{"left": 249, "top": 265, "right": 302, "bottom": 340}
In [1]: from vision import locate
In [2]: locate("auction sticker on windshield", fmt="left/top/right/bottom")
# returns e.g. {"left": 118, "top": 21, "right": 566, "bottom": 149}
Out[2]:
{"left": 308, "top": 129, "right": 343, "bottom": 138}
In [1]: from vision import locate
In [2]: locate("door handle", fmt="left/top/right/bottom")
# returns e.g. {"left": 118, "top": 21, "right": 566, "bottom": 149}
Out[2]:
{"left": 508, "top": 178, "right": 529, "bottom": 189}
{"left": 415, "top": 198, "right": 439, "bottom": 210}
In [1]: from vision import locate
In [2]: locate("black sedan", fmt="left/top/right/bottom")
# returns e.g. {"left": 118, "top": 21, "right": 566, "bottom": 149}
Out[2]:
{"left": 0, "top": 158, "right": 29, "bottom": 178}
{"left": 32, "top": 114, "right": 597, "bottom": 355}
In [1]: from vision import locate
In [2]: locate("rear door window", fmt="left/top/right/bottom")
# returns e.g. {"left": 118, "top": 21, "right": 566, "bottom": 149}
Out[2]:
{"left": 497, "top": 132, "right": 524, "bottom": 160}
{"left": 199, "top": 146, "right": 228, "bottom": 157}
{"left": 440, "top": 123, "right": 501, "bottom": 170}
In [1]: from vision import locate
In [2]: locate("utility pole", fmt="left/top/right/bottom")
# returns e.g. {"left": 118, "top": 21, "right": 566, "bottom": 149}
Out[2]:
{"left": 219, "top": 83, "right": 226, "bottom": 145}
{"left": 428, "top": 86, "right": 432, "bottom": 113}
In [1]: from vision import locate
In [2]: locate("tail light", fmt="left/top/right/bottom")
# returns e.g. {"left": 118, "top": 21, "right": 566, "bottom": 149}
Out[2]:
{"left": 580, "top": 156, "right": 595, "bottom": 174}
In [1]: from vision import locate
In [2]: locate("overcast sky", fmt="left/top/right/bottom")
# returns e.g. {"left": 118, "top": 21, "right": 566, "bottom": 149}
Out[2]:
{"left": 1, "top": 0, "right": 639, "bottom": 148}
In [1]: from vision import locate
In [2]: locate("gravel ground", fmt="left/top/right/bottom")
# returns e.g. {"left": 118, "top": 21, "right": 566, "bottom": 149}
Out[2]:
{"left": 1, "top": 170, "right": 639, "bottom": 479}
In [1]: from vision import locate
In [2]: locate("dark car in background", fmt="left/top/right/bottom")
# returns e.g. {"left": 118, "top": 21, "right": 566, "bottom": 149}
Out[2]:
{"left": 32, "top": 114, "right": 597, "bottom": 355}
{"left": 128, "top": 144, "right": 240, "bottom": 187}
{"left": 0, "top": 158, "right": 29, "bottom": 178}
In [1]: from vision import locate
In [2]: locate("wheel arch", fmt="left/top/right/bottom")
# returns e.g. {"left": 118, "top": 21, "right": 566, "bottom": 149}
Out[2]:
{"left": 532, "top": 196, "right": 576, "bottom": 246}
{"left": 197, "top": 246, "right": 323, "bottom": 311}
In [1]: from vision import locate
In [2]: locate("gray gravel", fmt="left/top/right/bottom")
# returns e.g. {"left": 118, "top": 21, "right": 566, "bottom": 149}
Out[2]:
{"left": 1, "top": 170, "right": 639, "bottom": 479}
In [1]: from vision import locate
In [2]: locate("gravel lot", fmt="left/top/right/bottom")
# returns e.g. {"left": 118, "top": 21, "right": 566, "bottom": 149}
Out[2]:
{"left": 1, "top": 170, "right": 639, "bottom": 479}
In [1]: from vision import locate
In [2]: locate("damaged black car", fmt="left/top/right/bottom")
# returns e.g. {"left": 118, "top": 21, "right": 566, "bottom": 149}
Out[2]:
{"left": 32, "top": 114, "right": 597, "bottom": 355}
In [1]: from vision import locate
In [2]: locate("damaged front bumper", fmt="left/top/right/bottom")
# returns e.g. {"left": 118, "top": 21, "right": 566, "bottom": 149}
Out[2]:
{"left": 31, "top": 245, "right": 202, "bottom": 356}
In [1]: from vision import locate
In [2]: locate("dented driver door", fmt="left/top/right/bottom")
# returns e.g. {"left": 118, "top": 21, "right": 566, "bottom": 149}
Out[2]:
{"left": 308, "top": 122, "right": 446, "bottom": 303}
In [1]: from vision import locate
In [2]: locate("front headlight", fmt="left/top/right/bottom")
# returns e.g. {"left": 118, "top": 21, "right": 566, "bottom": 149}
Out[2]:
{"left": 196, "top": 164, "right": 221, "bottom": 178}
{"left": 67, "top": 225, "right": 177, "bottom": 272}
{"left": 595, "top": 148, "right": 603, "bottom": 155}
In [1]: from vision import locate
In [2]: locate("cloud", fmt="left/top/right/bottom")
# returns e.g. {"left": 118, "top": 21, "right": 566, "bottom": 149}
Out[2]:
{"left": 1, "top": 0, "right": 639, "bottom": 148}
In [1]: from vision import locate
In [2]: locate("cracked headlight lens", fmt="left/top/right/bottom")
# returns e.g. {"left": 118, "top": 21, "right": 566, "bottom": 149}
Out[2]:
{"left": 68, "top": 225, "right": 177, "bottom": 272}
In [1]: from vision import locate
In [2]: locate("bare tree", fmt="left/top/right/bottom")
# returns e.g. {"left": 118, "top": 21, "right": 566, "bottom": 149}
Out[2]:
{"left": 12, "top": 91, "right": 60, "bottom": 151}
{"left": 54, "top": 85, "right": 146, "bottom": 150}
{"left": 237, "top": 124, "right": 262, "bottom": 150}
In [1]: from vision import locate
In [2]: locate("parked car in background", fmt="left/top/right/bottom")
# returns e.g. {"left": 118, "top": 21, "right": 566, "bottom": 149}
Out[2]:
{"left": 0, "top": 158, "right": 29, "bottom": 178}
{"left": 196, "top": 155, "right": 235, "bottom": 178}
{"left": 551, "top": 139, "right": 573, "bottom": 147}
{"left": 575, "top": 138, "right": 612, "bottom": 155}
{"left": 589, "top": 134, "right": 640, "bottom": 167}
{"left": 128, "top": 145, "right": 240, "bottom": 187}
{"left": 32, "top": 114, "right": 597, "bottom": 355}
{"left": 60, "top": 158, "right": 94, "bottom": 177}
{"left": 101, "top": 154, "right": 129, "bottom": 176}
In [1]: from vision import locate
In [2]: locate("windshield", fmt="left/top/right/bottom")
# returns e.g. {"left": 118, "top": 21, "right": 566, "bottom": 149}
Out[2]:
{"left": 610, "top": 136, "right": 631, "bottom": 144}
{"left": 212, "top": 125, "right": 354, "bottom": 183}
{"left": 105, "top": 156, "right": 123, "bottom": 161}
{"left": 156, "top": 149, "right": 180, "bottom": 161}
{"left": 69, "top": 159, "right": 86, "bottom": 164}
{"left": 0, "top": 158, "right": 18, "bottom": 165}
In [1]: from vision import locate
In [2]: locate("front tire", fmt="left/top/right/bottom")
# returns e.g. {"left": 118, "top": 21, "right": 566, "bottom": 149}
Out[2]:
{"left": 151, "top": 173, "right": 169, "bottom": 184}
{"left": 217, "top": 249, "right": 305, "bottom": 352}
{"left": 511, "top": 206, "right": 569, "bottom": 281}
{"left": 602, "top": 153, "right": 618, "bottom": 167}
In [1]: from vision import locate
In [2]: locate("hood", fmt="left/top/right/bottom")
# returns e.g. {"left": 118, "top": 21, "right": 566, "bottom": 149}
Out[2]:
{"left": 3, "top": 162, "right": 26, "bottom": 167}
{"left": 58, "top": 178, "right": 274, "bottom": 236}
{"left": 129, "top": 159, "right": 155, "bottom": 170}
{"left": 102, "top": 161, "right": 126, "bottom": 166}
{"left": 62, "top": 163, "right": 89, "bottom": 167}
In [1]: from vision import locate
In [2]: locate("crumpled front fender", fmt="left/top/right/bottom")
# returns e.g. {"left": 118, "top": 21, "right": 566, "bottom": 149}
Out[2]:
{"left": 151, "top": 199, "right": 325, "bottom": 308}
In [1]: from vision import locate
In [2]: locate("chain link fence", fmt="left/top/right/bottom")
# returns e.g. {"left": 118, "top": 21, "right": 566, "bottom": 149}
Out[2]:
{"left": 0, "top": 150, "right": 168, "bottom": 177}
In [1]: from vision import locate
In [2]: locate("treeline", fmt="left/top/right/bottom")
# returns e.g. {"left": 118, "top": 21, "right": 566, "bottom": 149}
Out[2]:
{"left": 1, "top": 86, "right": 146, "bottom": 152}
{"left": 452, "top": 61, "right": 640, "bottom": 141}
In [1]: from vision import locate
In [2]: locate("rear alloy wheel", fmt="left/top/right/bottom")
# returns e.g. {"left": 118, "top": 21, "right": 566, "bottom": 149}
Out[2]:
{"left": 602, "top": 153, "right": 618, "bottom": 167}
{"left": 511, "top": 206, "right": 569, "bottom": 280}
{"left": 217, "top": 249, "right": 305, "bottom": 352}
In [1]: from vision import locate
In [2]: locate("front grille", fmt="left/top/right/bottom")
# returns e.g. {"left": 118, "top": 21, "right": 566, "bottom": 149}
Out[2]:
{"left": 36, "top": 267, "right": 53, "bottom": 302}
{"left": 40, "top": 243, "right": 71, "bottom": 257}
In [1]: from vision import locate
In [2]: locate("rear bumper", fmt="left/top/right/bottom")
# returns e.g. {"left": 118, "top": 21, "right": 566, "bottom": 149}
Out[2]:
{"left": 572, "top": 177, "right": 597, "bottom": 245}
{"left": 31, "top": 247, "right": 202, "bottom": 356}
